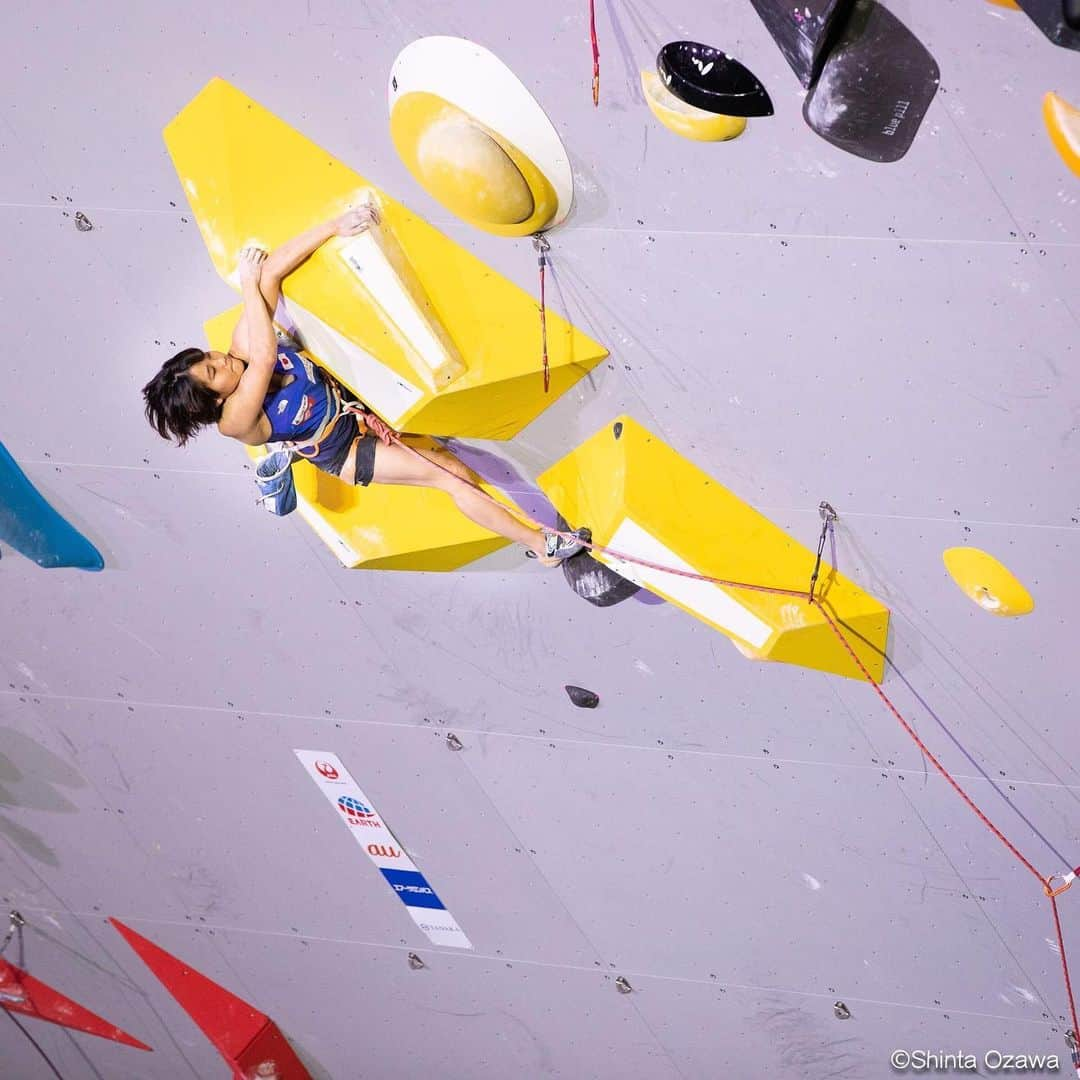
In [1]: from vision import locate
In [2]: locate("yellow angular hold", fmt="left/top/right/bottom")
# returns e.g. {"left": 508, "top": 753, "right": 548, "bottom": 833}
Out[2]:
{"left": 537, "top": 417, "right": 890, "bottom": 681}
{"left": 206, "top": 310, "right": 513, "bottom": 571}
{"left": 942, "top": 547, "right": 1034, "bottom": 616}
{"left": 165, "top": 78, "right": 607, "bottom": 439}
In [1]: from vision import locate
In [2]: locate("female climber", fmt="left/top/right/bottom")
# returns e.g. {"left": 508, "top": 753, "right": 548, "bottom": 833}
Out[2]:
{"left": 142, "top": 208, "right": 584, "bottom": 564}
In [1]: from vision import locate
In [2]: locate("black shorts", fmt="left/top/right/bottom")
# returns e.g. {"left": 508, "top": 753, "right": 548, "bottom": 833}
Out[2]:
{"left": 352, "top": 431, "right": 377, "bottom": 486}
{"left": 309, "top": 416, "right": 377, "bottom": 487}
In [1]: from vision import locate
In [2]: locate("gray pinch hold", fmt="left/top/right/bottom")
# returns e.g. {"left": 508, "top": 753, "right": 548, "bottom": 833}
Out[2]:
{"left": 565, "top": 685, "right": 600, "bottom": 709}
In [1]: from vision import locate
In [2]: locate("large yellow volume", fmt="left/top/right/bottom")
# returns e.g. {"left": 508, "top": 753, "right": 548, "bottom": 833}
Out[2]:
{"left": 165, "top": 78, "right": 607, "bottom": 439}
{"left": 205, "top": 309, "right": 514, "bottom": 571}
{"left": 537, "top": 417, "right": 890, "bottom": 681}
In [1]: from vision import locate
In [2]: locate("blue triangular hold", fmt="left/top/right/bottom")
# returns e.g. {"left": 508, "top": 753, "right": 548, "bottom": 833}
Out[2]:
{"left": 0, "top": 441, "right": 104, "bottom": 570}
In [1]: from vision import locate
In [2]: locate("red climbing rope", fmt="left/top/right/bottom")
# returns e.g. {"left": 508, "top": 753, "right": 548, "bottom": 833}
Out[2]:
{"left": 1051, "top": 894, "right": 1080, "bottom": 1058}
{"left": 809, "top": 594, "right": 1079, "bottom": 1046}
{"left": 810, "top": 598, "right": 1046, "bottom": 884}
{"left": 344, "top": 402, "right": 395, "bottom": 446}
{"left": 351, "top": 419, "right": 1079, "bottom": 1038}
{"left": 589, "top": 0, "right": 600, "bottom": 106}
{"left": 355, "top": 411, "right": 808, "bottom": 596}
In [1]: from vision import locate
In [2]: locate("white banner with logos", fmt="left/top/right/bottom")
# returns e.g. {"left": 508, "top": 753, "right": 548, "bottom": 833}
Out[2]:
{"left": 294, "top": 750, "right": 472, "bottom": 949}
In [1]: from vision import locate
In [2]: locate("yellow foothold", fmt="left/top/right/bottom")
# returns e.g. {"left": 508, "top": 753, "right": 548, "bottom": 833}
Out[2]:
{"left": 640, "top": 70, "right": 747, "bottom": 142}
{"left": 942, "top": 548, "right": 1034, "bottom": 617}
{"left": 1043, "top": 91, "right": 1080, "bottom": 179}
{"left": 984, "top": 0, "right": 1021, "bottom": 8}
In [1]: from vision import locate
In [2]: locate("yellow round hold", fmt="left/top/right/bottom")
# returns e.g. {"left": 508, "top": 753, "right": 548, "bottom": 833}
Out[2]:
{"left": 1043, "top": 91, "right": 1080, "bottom": 179}
{"left": 640, "top": 70, "right": 747, "bottom": 142}
{"left": 942, "top": 547, "right": 1034, "bottom": 617}
{"left": 391, "top": 92, "right": 557, "bottom": 234}
{"left": 415, "top": 104, "right": 535, "bottom": 225}
{"left": 388, "top": 37, "right": 573, "bottom": 237}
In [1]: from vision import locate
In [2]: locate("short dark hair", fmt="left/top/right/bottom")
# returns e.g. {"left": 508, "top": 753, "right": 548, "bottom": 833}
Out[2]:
{"left": 142, "top": 347, "right": 222, "bottom": 446}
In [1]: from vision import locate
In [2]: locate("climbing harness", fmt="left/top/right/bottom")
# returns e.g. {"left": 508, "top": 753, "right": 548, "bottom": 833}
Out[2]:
{"left": 533, "top": 234, "right": 551, "bottom": 393}
{"left": 254, "top": 374, "right": 395, "bottom": 514}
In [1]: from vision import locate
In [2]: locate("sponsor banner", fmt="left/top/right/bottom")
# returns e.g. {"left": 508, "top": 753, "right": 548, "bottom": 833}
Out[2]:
{"left": 379, "top": 868, "right": 445, "bottom": 910}
{"left": 405, "top": 907, "right": 472, "bottom": 950}
{"left": 294, "top": 750, "right": 472, "bottom": 949}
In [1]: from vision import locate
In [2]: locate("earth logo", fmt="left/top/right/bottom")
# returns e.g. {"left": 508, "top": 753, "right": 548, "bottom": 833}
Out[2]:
{"left": 337, "top": 795, "right": 377, "bottom": 825}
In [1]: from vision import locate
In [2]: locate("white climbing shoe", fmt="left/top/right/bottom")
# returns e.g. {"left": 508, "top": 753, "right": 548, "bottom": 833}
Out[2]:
{"left": 528, "top": 528, "right": 589, "bottom": 566}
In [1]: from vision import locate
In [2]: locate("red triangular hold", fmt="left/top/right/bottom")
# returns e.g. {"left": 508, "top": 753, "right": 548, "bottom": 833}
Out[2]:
{"left": 109, "top": 918, "right": 264, "bottom": 1059}
{"left": 0, "top": 956, "right": 151, "bottom": 1050}
{"left": 109, "top": 918, "right": 311, "bottom": 1079}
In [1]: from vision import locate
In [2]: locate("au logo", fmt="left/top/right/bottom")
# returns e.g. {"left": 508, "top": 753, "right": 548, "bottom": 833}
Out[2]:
{"left": 368, "top": 843, "right": 401, "bottom": 858}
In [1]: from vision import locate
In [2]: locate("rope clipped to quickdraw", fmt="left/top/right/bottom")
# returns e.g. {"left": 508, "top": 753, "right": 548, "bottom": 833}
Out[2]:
{"left": 533, "top": 233, "right": 551, "bottom": 393}
{"left": 806, "top": 560, "right": 1080, "bottom": 1053}
{"left": 1051, "top": 895, "right": 1080, "bottom": 1077}
{"left": 328, "top": 419, "right": 1080, "bottom": 1044}
{"left": 0, "top": 910, "right": 24, "bottom": 963}
{"left": 589, "top": 0, "right": 600, "bottom": 106}
{"left": 808, "top": 501, "right": 837, "bottom": 601}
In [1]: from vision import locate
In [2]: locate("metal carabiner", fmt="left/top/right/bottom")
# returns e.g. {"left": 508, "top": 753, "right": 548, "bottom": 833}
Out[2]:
{"left": 1044, "top": 869, "right": 1077, "bottom": 898}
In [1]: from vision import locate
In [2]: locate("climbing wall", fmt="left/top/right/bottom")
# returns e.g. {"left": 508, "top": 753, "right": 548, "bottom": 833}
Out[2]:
{"left": 1, "top": 2, "right": 1079, "bottom": 1077}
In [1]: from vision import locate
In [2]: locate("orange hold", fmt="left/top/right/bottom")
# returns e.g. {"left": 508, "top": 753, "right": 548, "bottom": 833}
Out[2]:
{"left": 1044, "top": 92, "right": 1080, "bottom": 178}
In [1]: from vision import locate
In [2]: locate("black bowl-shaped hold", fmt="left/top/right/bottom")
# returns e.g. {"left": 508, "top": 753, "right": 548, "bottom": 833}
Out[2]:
{"left": 657, "top": 42, "right": 774, "bottom": 118}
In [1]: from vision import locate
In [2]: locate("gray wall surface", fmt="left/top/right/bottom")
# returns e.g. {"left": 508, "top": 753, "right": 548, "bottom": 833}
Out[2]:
{"left": 2, "top": 1, "right": 1078, "bottom": 1077}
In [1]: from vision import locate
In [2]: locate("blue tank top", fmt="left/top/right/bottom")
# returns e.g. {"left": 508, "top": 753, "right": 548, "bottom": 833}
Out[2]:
{"left": 263, "top": 347, "right": 332, "bottom": 442}
{"left": 262, "top": 347, "right": 359, "bottom": 473}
